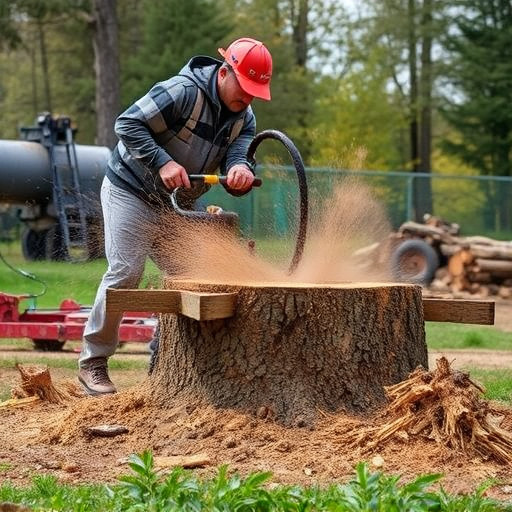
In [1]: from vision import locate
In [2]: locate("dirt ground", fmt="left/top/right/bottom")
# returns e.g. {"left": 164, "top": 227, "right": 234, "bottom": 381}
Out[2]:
{"left": 0, "top": 299, "right": 511, "bottom": 499}
{"left": 1, "top": 368, "right": 512, "bottom": 502}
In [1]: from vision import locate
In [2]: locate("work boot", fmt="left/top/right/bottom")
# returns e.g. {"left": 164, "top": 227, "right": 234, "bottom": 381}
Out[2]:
{"left": 78, "top": 358, "right": 117, "bottom": 396}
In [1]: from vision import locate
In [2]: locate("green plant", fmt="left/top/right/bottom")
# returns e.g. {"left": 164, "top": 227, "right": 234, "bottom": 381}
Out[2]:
{"left": 462, "top": 332, "right": 485, "bottom": 347}
{"left": 2, "top": 454, "right": 512, "bottom": 511}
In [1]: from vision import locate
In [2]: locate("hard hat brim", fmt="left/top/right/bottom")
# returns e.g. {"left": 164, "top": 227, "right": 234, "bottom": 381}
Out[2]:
{"left": 233, "top": 70, "right": 271, "bottom": 101}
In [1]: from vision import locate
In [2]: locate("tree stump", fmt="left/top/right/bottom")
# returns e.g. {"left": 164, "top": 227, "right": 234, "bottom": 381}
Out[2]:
{"left": 149, "top": 280, "right": 427, "bottom": 426}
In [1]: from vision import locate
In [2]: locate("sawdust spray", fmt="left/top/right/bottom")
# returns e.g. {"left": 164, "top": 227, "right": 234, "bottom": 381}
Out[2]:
{"left": 159, "top": 177, "right": 392, "bottom": 284}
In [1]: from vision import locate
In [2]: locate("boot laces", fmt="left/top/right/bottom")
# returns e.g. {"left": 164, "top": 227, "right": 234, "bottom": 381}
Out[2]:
{"left": 88, "top": 360, "right": 111, "bottom": 384}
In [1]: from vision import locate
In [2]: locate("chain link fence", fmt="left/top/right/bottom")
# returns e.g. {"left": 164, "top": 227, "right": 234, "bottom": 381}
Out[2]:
{"left": 204, "top": 166, "right": 512, "bottom": 241}
{"left": 3, "top": 167, "right": 512, "bottom": 256}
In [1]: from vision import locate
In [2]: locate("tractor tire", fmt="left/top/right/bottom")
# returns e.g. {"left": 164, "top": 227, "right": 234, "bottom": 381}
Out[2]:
{"left": 32, "top": 339, "right": 66, "bottom": 351}
{"left": 390, "top": 239, "right": 439, "bottom": 285}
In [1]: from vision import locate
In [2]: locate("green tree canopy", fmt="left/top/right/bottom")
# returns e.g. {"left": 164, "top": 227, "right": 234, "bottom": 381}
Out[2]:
{"left": 121, "top": 0, "right": 231, "bottom": 106}
{"left": 440, "top": 0, "right": 512, "bottom": 178}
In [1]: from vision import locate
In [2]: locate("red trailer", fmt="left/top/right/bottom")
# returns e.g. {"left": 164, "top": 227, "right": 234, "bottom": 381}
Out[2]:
{"left": 0, "top": 292, "right": 155, "bottom": 351}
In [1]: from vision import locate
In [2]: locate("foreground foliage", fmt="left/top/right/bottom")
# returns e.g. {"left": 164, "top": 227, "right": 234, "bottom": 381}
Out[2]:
{"left": 1, "top": 451, "right": 510, "bottom": 511}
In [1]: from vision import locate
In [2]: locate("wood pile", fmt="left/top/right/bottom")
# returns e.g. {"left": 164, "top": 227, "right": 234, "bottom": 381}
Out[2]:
{"left": 399, "top": 215, "right": 512, "bottom": 299}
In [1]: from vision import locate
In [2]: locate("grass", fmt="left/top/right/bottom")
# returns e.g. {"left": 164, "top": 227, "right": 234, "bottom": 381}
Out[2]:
{"left": 0, "top": 452, "right": 509, "bottom": 511}
{"left": 0, "top": 249, "right": 161, "bottom": 308}
{"left": 0, "top": 237, "right": 287, "bottom": 308}
{"left": 0, "top": 355, "right": 148, "bottom": 370}
{"left": 426, "top": 323, "right": 512, "bottom": 351}
{"left": 467, "top": 368, "right": 512, "bottom": 404}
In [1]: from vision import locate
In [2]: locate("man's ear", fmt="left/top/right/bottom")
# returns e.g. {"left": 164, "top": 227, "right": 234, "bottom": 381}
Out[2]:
{"left": 218, "top": 66, "right": 228, "bottom": 79}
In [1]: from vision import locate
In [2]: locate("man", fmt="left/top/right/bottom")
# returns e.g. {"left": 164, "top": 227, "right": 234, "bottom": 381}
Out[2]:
{"left": 78, "top": 37, "right": 273, "bottom": 396}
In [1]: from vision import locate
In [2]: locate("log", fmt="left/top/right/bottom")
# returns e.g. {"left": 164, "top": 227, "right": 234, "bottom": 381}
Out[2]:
{"left": 398, "top": 221, "right": 455, "bottom": 244}
{"left": 456, "top": 236, "right": 512, "bottom": 247}
{"left": 466, "top": 271, "right": 492, "bottom": 284}
{"left": 149, "top": 280, "right": 428, "bottom": 426}
{"left": 440, "top": 243, "right": 468, "bottom": 258}
{"left": 465, "top": 244, "right": 512, "bottom": 261}
{"left": 499, "top": 286, "right": 512, "bottom": 299}
{"left": 474, "top": 258, "right": 512, "bottom": 274}
{"left": 448, "top": 249, "right": 474, "bottom": 277}
{"left": 423, "top": 214, "right": 460, "bottom": 235}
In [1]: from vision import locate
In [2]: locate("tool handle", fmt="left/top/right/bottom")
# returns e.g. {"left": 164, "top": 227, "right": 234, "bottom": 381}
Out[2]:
{"left": 189, "top": 174, "right": 262, "bottom": 187}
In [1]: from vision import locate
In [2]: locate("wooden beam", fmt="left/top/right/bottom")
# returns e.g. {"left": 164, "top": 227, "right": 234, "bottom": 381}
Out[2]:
{"left": 180, "top": 290, "right": 237, "bottom": 320}
{"left": 106, "top": 289, "right": 181, "bottom": 314}
{"left": 106, "top": 288, "right": 237, "bottom": 321}
{"left": 107, "top": 289, "right": 494, "bottom": 325}
{"left": 423, "top": 298, "right": 494, "bottom": 325}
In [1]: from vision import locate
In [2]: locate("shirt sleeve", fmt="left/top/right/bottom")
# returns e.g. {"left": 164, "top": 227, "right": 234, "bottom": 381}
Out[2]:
{"left": 223, "top": 108, "right": 256, "bottom": 173}
{"left": 221, "top": 109, "right": 257, "bottom": 197}
{"left": 114, "top": 80, "right": 190, "bottom": 173}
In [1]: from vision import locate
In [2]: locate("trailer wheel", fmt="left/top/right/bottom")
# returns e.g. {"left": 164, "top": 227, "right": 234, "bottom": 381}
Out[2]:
{"left": 32, "top": 339, "right": 66, "bottom": 351}
{"left": 21, "top": 228, "right": 48, "bottom": 261}
{"left": 45, "top": 225, "right": 67, "bottom": 261}
{"left": 390, "top": 239, "right": 439, "bottom": 285}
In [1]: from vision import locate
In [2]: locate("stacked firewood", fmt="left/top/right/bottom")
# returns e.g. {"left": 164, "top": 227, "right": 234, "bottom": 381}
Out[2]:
{"left": 401, "top": 215, "right": 512, "bottom": 299}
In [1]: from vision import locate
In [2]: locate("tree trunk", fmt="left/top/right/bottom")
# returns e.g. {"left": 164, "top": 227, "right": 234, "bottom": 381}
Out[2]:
{"left": 91, "top": 0, "right": 120, "bottom": 149}
{"left": 291, "top": 0, "right": 309, "bottom": 68}
{"left": 149, "top": 280, "right": 427, "bottom": 426}
{"left": 417, "top": 0, "right": 433, "bottom": 216}
{"left": 37, "top": 19, "right": 52, "bottom": 113}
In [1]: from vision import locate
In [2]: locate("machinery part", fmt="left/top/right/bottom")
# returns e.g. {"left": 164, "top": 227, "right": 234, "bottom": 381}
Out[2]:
{"left": 246, "top": 130, "right": 308, "bottom": 274}
{"left": 0, "top": 293, "right": 156, "bottom": 351}
{"left": 32, "top": 339, "right": 66, "bottom": 351}
{"left": 390, "top": 239, "right": 440, "bottom": 285}
{"left": 21, "top": 228, "right": 48, "bottom": 261}
{"left": 21, "top": 225, "right": 67, "bottom": 262}
{"left": 170, "top": 177, "right": 241, "bottom": 232}
{"left": 0, "top": 140, "right": 109, "bottom": 204}
{"left": 188, "top": 174, "right": 262, "bottom": 187}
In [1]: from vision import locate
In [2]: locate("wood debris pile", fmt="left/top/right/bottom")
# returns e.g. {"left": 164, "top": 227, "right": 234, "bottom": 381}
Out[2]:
{"left": 399, "top": 215, "right": 512, "bottom": 298}
{"left": 350, "top": 357, "right": 512, "bottom": 464}
{"left": 9, "top": 364, "right": 83, "bottom": 405}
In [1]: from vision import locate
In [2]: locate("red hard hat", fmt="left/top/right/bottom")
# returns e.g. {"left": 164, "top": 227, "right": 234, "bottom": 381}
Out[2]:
{"left": 218, "top": 38, "right": 272, "bottom": 101}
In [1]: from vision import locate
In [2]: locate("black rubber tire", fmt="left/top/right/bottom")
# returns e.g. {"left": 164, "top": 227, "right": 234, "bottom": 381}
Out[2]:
{"left": 32, "top": 339, "right": 66, "bottom": 351}
{"left": 21, "top": 228, "right": 48, "bottom": 261}
{"left": 390, "top": 239, "right": 440, "bottom": 285}
{"left": 45, "top": 224, "right": 68, "bottom": 261}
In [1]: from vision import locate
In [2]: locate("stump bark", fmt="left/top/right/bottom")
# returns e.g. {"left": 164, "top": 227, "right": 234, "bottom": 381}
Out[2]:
{"left": 149, "top": 280, "right": 427, "bottom": 426}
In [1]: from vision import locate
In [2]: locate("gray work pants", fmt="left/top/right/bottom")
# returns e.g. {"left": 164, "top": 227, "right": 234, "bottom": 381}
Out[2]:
{"left": 79, "top": 177, "right": 171, "bottom": 365}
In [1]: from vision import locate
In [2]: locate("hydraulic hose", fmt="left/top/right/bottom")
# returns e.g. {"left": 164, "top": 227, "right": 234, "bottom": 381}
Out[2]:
{"left": 0, "top": 250, "right": 47, "bottom": 305}
{"left": 247, "top": 130, "right": 308, "bottom": 274}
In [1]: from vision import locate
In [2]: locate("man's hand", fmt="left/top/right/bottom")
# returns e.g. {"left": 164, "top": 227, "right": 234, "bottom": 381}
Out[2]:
{"left": 159, "top": 161, "right": 191, "bottom": 189}
{"left": 226, "top": 165, "right": 254, "bottom": 192}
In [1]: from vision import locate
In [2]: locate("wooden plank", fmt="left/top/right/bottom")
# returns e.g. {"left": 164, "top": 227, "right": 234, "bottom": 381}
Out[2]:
{"left": 423, "top": 298, "right": 494, "bottom": 325}
{"left": 106, "top": 289, "right": 181, "bottom": 314}
{"left": 106, "top": 288, "right": 237, "bottom": 320}
{"left": 180, "top": 291, "right": 237, "bottom": 320}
